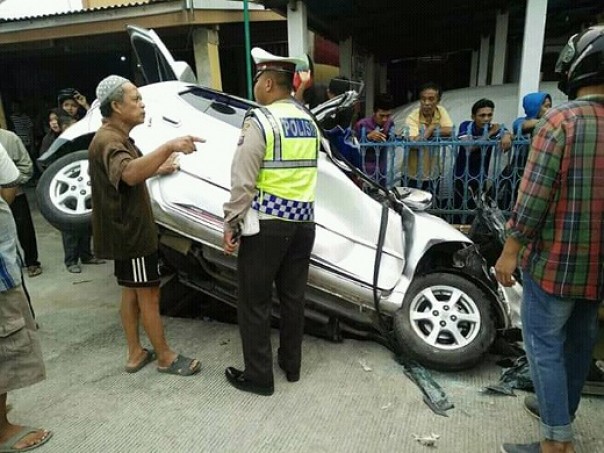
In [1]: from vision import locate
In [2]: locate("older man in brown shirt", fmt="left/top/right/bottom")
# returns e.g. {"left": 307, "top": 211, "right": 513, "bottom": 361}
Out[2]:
{"left": 88, "top": 75, "right": 204, "bottom": 376}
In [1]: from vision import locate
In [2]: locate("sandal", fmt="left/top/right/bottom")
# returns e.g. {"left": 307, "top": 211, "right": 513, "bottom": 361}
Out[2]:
{"left": 157, "top": 354, "right": 201, "bottom": 376}
{"left": 124, "top": 349, "right": 156, "bottom": 373}
{"left": 0, "top": 426, "right": 52, "bottom": 452}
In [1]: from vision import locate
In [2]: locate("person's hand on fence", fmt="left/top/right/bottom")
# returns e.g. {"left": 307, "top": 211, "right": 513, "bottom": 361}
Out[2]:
{"left": 500, "top": 132, "right": 512, "bottom": 151}
{"left": 423, "top": 124, "right": 438, "bottom": 139}
{"left": 367, "top": 129, "right": 387, "bottom": 142}
{"left": 488, "top": 123, "right": 501, "bottom": 137}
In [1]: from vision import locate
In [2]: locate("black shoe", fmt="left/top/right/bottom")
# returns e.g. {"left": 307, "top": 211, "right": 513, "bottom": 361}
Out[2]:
{"left": 500, "top": 442, "right": 540, "bottom": 453}
{"left": 523, "top": 394, "right": 575, "bottom": 422}
{"left": 277, "top": 357, "right": 300, "bottom": 382}
{"left": 583, "top": 360, "right": 604, "bottom": 395}
{"left": 523, "top": 395, "right": 540, "bottom": 420}
{"left": 67, "top": 264, "right": 81, "bottom": 273}
{"left": 82, "top": 257, "right": 105, "bottom": 265}
{"left": 224, "top": 367, "right": 274, "bottom": 396}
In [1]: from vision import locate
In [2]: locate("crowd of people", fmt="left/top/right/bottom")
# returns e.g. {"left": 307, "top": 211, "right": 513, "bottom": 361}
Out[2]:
{"left": 3, "top": 87, "right": 106, "bottom": 276}
{"left": 0, "top": 24, "right": 602, "bottom": 453}
{"left": 291, "top": 64, "right": 555, "bottom": 215}
{"left": 350, "top": 86, "right": 551, "bottom": 189}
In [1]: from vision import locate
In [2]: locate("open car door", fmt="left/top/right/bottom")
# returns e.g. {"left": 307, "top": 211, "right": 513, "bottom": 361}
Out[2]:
{"left": 127, "top": 25, "right": 197, "bottom": 85}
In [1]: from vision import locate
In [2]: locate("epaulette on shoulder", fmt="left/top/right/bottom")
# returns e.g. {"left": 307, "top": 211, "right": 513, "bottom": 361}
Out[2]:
{"left": 242, "top": 109, "right": 268, "bottom": 137}
{"left": 244, "top": 108, "right": 257, "bottom": 120}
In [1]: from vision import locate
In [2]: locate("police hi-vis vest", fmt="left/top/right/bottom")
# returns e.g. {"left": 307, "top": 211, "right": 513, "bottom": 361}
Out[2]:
{"left": 250, "top": 100, "right": 320, "bottom": 222}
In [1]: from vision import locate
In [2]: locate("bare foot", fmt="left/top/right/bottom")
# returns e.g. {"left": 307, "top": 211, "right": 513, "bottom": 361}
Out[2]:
{"left": 0, "top": 423, "right": 51, "bottom": 451}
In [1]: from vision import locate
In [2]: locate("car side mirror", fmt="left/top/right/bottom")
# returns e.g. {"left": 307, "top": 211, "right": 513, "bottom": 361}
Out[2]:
{"left": 173, "top": 61, "right": 197, "bottom": 84}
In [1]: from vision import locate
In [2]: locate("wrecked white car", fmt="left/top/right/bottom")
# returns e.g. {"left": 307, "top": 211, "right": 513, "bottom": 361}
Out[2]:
{"left": 37, "top": 26, "right": 521, "bottom": 371}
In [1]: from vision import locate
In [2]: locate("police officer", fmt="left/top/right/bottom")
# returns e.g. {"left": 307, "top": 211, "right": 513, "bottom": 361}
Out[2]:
{"left": 223, "top": 48, "right": 320, "bottom": 396}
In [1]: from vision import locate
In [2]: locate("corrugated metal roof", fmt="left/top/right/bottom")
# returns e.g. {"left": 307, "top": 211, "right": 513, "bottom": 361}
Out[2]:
{"left": 0, "top": 0, "right": 175, "bottom": 23}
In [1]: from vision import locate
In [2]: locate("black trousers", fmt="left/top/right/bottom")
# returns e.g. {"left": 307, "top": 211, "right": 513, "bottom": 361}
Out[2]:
{"left": 237, "top": 219, "right": 316, "bottom": 386}
{"left": 26, "top": 143, "right": 41, "bottom": 182}
{"left": 62, "top": 230, "right": 93, "bottom": 266}
{"left": 10, "top": 193, "right": 40, "bottom": 267}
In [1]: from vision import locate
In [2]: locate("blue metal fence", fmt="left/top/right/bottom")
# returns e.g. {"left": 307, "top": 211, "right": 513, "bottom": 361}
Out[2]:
{"left": 355, "top": 127, "right": 531, "bottom": 223}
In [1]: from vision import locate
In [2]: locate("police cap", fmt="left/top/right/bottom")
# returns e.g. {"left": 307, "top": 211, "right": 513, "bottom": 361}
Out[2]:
{"left": 251, "top": 47, "right": 307, "bottom": 77}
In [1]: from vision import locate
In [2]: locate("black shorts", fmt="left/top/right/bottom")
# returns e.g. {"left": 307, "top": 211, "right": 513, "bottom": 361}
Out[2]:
{"left": 114, "top": 252, "right": 160, "bottom": 288}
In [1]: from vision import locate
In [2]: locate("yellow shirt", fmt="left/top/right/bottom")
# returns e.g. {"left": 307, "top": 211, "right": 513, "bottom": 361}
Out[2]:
{"left": 403, "top": 105, "right": 453, "bottom": 180}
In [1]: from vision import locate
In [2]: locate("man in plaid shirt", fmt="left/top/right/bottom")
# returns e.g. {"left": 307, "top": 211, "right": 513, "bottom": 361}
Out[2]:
{"left": 496, "top": 26, "right": 604, "bottom": 453}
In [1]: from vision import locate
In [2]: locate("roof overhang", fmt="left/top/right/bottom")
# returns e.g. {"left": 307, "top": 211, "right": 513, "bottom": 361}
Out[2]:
{"left": 248, "top": 0, "right": 604, "bottom": 60}
{"left": 0, "top": 0, "right": 282, "bottom": 45}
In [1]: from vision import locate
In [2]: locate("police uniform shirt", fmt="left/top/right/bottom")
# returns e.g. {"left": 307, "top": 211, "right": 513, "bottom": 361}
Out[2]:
{"left": 223, "top": 113, "right": 266, "bottom": 234}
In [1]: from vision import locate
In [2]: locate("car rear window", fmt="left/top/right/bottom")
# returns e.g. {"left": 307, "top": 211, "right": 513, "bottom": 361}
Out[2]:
{"left": 180, "top": 87, "right": 253, "bottom": 128}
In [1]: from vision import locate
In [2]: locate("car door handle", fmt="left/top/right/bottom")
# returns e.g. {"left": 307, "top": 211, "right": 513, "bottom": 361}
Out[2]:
{"left": 162, "top": 116, "right": 181, "bottom": 127}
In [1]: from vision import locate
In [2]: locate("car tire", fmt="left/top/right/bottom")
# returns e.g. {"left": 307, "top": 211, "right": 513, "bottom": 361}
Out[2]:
{"left": 36, "top": 150, "right": 92, "bottom": 233}
{"left": 394, "top": 272, "right": 496, "bottom": 371}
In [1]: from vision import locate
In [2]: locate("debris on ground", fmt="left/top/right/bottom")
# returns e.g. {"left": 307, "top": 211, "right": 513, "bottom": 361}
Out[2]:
{"left": 483, "top": 355, "right": 532, "bottom": 396}
{"left": 380, "top": 402, "right": 392, "bottom": 410}
{"left": 359, "top": 360, "right": 372, "bottom": 372}
{"left": 400, "top": 358, "right": 454, "bottom": 416}
{"left": 459, "top": 408, "right": 472, "bottom": 417}
{"left": 412, "top": 433, "right": 440, "bottom": 448}
{"left": 484, "top": 354, "right": 604, "bottom": 396}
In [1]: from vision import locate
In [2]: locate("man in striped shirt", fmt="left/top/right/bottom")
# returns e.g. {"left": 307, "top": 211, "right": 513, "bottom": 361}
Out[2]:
{"left": 496, "top": 26, "right": 604, "bottom": 453}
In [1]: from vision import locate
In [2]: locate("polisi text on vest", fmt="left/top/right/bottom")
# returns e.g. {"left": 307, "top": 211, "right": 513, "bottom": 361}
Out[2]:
{"left": 280, "top": 118, "right": 317, "bottom": 138}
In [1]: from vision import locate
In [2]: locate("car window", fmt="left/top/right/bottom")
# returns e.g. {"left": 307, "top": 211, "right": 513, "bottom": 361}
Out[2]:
{"left": 180, "top": 88, "right": 252, "bottom": 128}
{"left": 131, "top": 34, "right": 177, "bottom": 84}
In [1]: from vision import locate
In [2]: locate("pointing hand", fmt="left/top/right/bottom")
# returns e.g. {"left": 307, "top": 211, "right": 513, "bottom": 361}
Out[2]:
{"left": 169, "top": 135, "right": 205, "bottom": 154}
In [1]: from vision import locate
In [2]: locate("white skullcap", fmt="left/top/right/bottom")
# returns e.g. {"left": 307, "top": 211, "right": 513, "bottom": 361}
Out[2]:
{"left": 96, "top": 75, "right": 131, "bottom": 105}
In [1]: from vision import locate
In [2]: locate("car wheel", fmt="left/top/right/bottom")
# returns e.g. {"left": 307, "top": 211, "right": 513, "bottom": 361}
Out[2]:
{"left": 394, "top": 272, "right": 496, "bottom": 371}
{"left": 36, "top": 150, "right": 92, "bottom": 233}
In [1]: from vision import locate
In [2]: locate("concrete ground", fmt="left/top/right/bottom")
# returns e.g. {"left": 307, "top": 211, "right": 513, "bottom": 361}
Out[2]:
{"left": 8, "top": 190, "right": 604, "bottom": 453}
